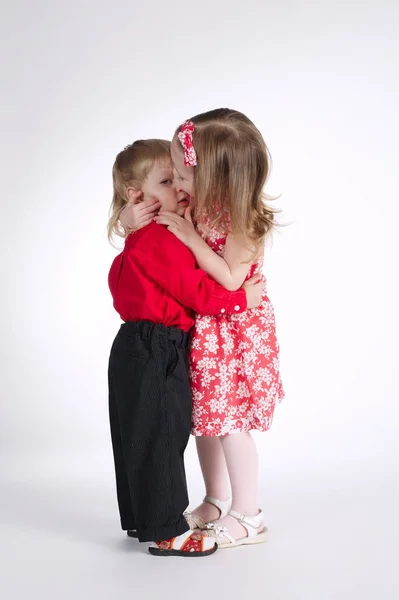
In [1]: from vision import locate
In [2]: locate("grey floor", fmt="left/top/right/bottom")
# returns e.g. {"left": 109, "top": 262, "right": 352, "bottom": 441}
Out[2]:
{"left": 1, "top": 457, "right": 398, "bottom": 600}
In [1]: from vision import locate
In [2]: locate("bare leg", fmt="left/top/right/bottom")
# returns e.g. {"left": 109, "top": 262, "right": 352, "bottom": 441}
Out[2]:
{"left": 190, "top": 436, "right": 231, "bottom": 523}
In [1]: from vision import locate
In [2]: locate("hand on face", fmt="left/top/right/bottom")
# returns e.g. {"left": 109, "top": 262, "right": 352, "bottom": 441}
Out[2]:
{"left": 119, "top": 196, "right": 161, "bottom": 232}
{"left": 154, "top": 206, "right": 197, "bottom": 248}
{"left": 119, "top": 159, "right": 190, "bottom": 232}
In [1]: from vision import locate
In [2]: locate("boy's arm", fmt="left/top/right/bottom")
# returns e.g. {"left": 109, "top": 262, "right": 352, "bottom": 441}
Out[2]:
{"left": 130, "top": 226, "right": 247, "bottom": 315}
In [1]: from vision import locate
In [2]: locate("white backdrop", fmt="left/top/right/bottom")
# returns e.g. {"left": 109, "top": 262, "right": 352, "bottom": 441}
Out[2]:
{"left": 1, "top": 1, "right": 398, "bottom": 599}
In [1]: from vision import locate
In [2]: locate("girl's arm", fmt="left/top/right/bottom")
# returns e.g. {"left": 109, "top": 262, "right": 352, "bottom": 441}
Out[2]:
{"left": 188, "top": 232, "right": 254, "bottom": 291}
{"left": 119, "top": 196, "right": 161, "bottom": 232}
{"left": 123, "top": 224, "right": 265, "bottom": 314}
{"left": 154, "top": 211, "right": 256, "bottom": 291}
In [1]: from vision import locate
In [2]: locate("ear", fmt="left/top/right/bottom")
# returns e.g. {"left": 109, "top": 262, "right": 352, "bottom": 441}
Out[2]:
{"left": 126, "top": 187, "right": 143, "bottom": 204}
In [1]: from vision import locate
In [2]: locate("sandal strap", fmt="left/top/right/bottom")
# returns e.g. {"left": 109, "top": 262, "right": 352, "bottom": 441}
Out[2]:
{"left": 183, "top": 510, "right": 206, "bottom": 530}
{"left": 204, "top": 495, "right": 232, "bottom": 518}
{"left": 228, "top": 509, "right": 264, "bottom": 538}
{"left": 204, "top": 522, "right": 236, "bottom": 545}
{"left": 183, "top": 496, "right": 231, "bottom": 530}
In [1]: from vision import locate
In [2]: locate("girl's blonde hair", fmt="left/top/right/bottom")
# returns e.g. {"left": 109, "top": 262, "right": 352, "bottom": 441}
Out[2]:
{"left": 176, "top": 108, "right": 277, "bottom": 253}
{"left": 108, "top": 139, "right": 171, "bottom": 243}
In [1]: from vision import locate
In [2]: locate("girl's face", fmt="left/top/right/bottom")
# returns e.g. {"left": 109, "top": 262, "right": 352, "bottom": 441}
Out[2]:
{"left": 171, "top": 136, "right": 195, "bottom": 200}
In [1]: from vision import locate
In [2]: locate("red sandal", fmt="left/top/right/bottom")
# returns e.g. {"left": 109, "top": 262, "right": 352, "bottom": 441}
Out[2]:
{"left": 149, "top": 530, "right": 218, "bottom": 557}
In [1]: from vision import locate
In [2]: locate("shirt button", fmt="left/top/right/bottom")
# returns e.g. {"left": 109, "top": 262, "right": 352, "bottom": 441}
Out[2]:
{"left": 220, "top": 308, "right": 226, "bottom": 313}
{"left": 234, "top": 305, "right": 240, "bottom": 311}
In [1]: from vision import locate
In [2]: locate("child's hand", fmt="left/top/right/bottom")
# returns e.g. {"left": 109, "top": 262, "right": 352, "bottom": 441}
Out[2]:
{"left": 242, "top": 276, "right": 265, "bottom": 309}
{"left": 119, "top": 194, "right": 161, "bottom": 232}
{"left": 154, "top": 207, "right": 198, "bottom": 248}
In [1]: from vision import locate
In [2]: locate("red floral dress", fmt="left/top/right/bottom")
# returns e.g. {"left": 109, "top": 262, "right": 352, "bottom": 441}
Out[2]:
{"left": 189, "top": 220, "right": 284, "bottom": 436}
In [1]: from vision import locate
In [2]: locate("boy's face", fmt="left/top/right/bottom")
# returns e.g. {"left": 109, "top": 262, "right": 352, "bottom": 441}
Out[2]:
{"left": 170, "top": 137, "right": 195, "bottom": 199}
{"left": 141, "top": 158, "right": 189, "bottom": 216}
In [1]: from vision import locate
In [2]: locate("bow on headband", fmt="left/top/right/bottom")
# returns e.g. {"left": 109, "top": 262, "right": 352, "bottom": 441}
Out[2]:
{"left": 177, "top": 120, "right": 198, "bottom": 167}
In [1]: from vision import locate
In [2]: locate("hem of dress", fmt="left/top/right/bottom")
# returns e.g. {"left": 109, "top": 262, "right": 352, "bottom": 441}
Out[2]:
{"left": 191, "top": 392, "right": 285, "bottom": 437}
{"left": 191, "top": 425, "right": 271, "bottom": 437}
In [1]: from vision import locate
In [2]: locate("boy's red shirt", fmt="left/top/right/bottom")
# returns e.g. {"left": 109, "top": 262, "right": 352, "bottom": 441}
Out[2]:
{"left": 108, "top": 222, "right": 247, "bottom": 332}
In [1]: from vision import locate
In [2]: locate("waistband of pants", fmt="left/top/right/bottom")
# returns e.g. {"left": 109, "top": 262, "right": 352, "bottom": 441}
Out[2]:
{"left": 121, "top": 320, "right": 189, "bottom": 345}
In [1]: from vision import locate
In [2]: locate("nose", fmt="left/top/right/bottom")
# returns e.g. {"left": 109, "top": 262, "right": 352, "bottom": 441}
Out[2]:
{"left": 173, "top": 169, "right": 183, "bottom": 192}
{"left": 177, "top": 190, "right": 188, "bottom": 202}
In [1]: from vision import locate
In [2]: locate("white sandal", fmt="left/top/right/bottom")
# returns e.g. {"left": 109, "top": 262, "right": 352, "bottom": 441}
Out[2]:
{"left": 184, "top": 495, "right": 232, "bottom": 529}
{"left": 204, "top": 509, "right": 268, "bottom": 549}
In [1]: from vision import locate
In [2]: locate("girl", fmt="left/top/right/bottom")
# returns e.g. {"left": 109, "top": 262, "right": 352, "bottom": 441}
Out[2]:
{"left": 120, "top": 109, "right": 284, "bottom": 548}
{"left": 107, "top": 138, "right": 265, "bottom": 556}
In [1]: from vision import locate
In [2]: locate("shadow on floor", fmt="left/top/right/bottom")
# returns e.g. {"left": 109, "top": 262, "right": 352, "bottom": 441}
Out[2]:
{"left": 0, "top": 477, "right": 144, "bottom": 554}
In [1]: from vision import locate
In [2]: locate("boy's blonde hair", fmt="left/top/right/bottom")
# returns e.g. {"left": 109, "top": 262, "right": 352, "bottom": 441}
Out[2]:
{"left": 176, "top": 109, "right": 277, "bottom": 253}
{"left": 108, "top": 139, "right": 171, "bottom": 242}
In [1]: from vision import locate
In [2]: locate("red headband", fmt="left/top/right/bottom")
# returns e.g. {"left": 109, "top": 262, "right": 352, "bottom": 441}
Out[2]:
{"left": 177, "top": 120, "right": 198, "bottom": 167}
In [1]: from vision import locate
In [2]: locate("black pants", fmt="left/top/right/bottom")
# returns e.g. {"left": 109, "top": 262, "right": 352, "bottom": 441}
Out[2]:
{"left": 108, "top": 321, "right": 192, "bottom": 542}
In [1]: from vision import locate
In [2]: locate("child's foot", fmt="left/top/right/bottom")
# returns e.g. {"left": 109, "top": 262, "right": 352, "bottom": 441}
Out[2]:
{"left": 149, "top": 530, "right": 217, "bottom": 557}
{"left": 204, "top": 509, "right": 267, "bottom": 548}
{"left": 126, "top": 529, "right": 138, "bottom": 538}
{"left": 185, "top": 495, "right": 231, "bottom": 529}
{"left": 190, "top": 501, "right": 221, "bottom": 524}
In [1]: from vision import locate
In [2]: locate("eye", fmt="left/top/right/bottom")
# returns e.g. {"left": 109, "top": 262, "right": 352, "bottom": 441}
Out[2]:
{"left": 161, "top": 178, "right": 173, "bottom": 185}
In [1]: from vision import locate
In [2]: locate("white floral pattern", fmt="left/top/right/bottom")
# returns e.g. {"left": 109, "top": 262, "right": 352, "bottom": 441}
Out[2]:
{"left": 190, "top": 220, "right": 284, "bottom": 436}
{"left": 177, "top": 120, "right": 198, "bottom": 167}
